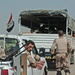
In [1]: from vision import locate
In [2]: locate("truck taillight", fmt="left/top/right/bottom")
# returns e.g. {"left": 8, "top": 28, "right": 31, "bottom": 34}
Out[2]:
{"left": 1, "top": 70, "right": 8, "bottom": 75}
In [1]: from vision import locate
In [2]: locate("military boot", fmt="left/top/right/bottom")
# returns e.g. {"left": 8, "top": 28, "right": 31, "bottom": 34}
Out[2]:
{"left": 65, "top": 70, "right": 70, "bottom": 75}
{"left": 56, "top": 71, "right": 62, "bottom": 75}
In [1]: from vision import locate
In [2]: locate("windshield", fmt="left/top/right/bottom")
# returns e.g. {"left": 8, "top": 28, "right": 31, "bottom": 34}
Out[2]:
{"left": 0, "top": 37, "right": 19, "bottom": 53}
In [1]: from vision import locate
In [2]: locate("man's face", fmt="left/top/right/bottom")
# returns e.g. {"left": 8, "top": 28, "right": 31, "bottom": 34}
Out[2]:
{"left": 27, "top": 43, "right": 34, "bottom": 52}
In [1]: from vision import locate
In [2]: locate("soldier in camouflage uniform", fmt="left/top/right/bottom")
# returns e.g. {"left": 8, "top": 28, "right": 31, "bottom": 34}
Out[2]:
{"left": 51, "top": 30, "right": 72, "bottom": 75}
{"left": 0, "top": 46, "right": 6, "bottom": 59}
{"left": 25, "top": 40, "right": 44, "bottom": 70}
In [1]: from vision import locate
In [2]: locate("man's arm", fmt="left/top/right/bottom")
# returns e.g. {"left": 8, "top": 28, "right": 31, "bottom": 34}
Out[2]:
{"left": 34, "top": 54, "right": 40, "bottom": 61}
{"left": 27, "top": 53, "right": 37, "bottom": 68}
{"left": 67, "top": 39, "right": 72, "bottom": 54}
{"left": 51, "top": 39, "right": 57, "bottom": 54}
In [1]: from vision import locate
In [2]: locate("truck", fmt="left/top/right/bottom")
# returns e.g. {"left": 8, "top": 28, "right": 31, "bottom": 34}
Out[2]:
{"left": 18, "top": 9, "right": 75, "bottom": 69}
{"left": 0, "top": 34, "right": 19, "bottom": 75}
{"left": 0, "top": 34, "right": 48, "bottom": 75}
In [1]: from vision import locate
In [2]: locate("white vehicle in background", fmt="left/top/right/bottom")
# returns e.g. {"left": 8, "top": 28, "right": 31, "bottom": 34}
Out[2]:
{"left": 0, "top": 34, "right": 48, "bottom": 75}
{"left": 18, "top": 9, "right": 75, "bottom": 69}
{"left": 0, "top": 34, "right": 19, "bottom": 75}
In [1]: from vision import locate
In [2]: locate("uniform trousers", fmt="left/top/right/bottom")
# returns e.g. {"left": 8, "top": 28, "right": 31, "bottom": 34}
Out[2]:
{"left": 56, "top": 53, "right": 69, "bottom": 71}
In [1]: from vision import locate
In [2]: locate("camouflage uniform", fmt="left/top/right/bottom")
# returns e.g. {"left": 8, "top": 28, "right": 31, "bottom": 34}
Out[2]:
{"left": 26, "top": 50, "right": 40, "bottom": 68}
{"left": 25, "top": 40, "right": 43, "bottom": 70}
{"left": 0, "top": 46, "right": 6, "bottom": 59}
{"left": 51, "top": 37, "right": 72, "bottom": 75}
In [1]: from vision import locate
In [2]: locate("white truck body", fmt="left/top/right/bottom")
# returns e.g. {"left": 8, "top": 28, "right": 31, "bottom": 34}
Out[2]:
{"left": 19, "top": 9, "right": 75, "bottom": 50}
{"left": 19, "top": 9, "right": 75, "bottom": 69}
{"left": 0, "top": 34, "right": 18, "bottom": 75}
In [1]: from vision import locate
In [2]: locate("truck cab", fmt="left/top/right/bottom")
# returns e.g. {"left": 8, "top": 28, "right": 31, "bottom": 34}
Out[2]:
{"left": 0, "top": 34, "right": 19, "bottom": 75}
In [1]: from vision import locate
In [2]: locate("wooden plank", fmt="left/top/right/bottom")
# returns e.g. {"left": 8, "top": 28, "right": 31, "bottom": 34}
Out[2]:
{"left": 21, "top": 53, "right": 27, "bottom": 75}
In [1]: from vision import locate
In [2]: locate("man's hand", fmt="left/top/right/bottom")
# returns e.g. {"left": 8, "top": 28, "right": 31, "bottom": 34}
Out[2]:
{"left": 36, "top": 61, "right": 45, "bottom": 70}
{"left": 36, "top": 63, "right": 43, "bottom": 70}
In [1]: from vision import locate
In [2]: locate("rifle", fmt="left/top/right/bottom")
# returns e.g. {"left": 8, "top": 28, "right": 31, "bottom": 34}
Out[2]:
{"left": 5, "top": 43, "right": 26, "bottom": 61}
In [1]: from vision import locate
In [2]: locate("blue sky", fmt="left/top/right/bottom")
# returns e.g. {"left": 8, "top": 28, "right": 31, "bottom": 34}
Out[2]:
{"left": 0, "top": 0, "right": 75, "bottom": 34}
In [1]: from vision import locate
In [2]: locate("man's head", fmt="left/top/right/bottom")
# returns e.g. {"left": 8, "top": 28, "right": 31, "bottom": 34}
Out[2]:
{"left": 58, "top": 30, "right": 64, "bottom": 37}
{"left": 26, "top": 40, "right": 35, "bottom": 52}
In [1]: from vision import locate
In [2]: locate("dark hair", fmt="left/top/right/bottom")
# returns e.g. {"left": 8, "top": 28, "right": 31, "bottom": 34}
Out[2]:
{"left": 26, "top": 40, "right": 35, "bottom": 45}
{"left": 58, "top": 30, "right": 64, "bottom": 36}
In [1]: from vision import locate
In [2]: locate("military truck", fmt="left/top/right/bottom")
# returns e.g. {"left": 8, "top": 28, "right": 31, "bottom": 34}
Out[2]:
{"left": 18, "top": 9, "right": 75, "bottom": 69}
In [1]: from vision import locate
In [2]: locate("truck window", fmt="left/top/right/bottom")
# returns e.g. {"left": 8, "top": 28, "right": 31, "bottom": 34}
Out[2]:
{"left": 0, "top": 37, "right": 19, "bottom": 54}
{"left": 5, "top": 38, "right": 19, "bottom": 53}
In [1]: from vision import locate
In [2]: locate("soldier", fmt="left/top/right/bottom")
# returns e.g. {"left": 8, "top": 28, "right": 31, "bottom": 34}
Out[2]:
{"left": 51, "top": 30, "right": 72, "bottom": 75}
{"left": 25, "top": 40, "right": 44, "bottom": 70}
{"left": 0, "top": 46, "right": 6, "bottom": 59}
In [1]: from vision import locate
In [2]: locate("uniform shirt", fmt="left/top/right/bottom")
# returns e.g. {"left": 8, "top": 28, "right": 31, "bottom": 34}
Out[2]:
{"left": 51, "top": 37, "right": 72, "bottom": 53}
